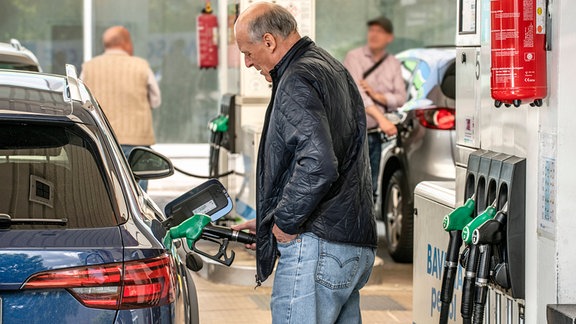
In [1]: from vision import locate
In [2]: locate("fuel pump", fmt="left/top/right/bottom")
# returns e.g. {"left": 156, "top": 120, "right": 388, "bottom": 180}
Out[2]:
{"left": 439, "top": 195, "right": 476, "bottom": 324}
{"left": 491, "top": 0, "right": 548, "bottom": 107}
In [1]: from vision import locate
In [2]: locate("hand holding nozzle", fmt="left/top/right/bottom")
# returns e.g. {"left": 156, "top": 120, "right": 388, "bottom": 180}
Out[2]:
{"left": 462, "top": 201, "right": 498, "bottom": 244}
{"left": 162, "top": 214, "right": 257, "bottom": 267}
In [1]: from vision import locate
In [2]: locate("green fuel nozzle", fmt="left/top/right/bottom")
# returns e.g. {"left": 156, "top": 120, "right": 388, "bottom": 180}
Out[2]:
{"left": 461, "top": 201, "right": 498, "bottom": 244}
{"left": 443, "top": 195, "right": 476, "bottom": 231}
{"left": 209, "top": 115, "right": 229, "bottom": 133}
{"left": 163, "top": 214, "right": 212, "bottom": 250}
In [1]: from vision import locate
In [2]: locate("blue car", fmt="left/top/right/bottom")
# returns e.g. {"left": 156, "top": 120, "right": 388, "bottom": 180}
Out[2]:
{"left": 0, "top": 68, "right": 199, "bottom": 323}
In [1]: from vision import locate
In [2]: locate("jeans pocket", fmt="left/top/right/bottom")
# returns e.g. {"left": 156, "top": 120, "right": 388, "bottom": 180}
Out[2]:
{"left": 315, "top": 240, "right": 361, "bottom": 289}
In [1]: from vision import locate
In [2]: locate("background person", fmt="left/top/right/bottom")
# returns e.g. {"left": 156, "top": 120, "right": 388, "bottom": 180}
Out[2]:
{"left": 343, "top": 16, "right": 407, "bottom": 199}
{"left": 81, "top": 26, "right": 161, "bottom": 192}
{"left": 232, "top": 3, "right": 377, "bottom": 324}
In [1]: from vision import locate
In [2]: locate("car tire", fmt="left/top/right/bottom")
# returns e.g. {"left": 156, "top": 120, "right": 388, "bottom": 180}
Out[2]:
{"left": 383, "top": 169, "right": 413, "bottom": 263}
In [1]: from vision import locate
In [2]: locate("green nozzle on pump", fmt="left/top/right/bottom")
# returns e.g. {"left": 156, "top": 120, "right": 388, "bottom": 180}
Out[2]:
{"left": 461, "top": 203, "right": 498, "bottom": 244}
{"left": 209, "top": 115, "right": 229, "bottom": 133}
{"left": 163, "top": 214, "right": 212, "bottom": 250}
{"left": 443, "top": 195, "right": 476, "bottom": 231}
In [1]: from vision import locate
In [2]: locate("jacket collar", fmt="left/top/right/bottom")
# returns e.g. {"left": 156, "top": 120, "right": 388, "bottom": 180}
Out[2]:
{"left": 270, "top": 36, "right": 314, "bottom": 83}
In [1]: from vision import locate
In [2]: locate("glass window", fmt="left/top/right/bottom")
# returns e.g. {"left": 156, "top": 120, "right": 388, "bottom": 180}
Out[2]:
{"left": 0, "top": 0, "right": 83, "bottom": 75}
{"left": 0, "top": 123, "right": 118, "bottom": 229}
{"left": 91, "top": 0, "right": 220, "bottom": 143}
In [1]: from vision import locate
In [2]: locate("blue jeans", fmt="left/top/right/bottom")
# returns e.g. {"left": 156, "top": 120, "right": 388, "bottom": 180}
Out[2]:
{"left": 121, "top": 145, "right": 149, "bottom": 192}
{"left": 271, "top": 233, "right": 376, "bottom": 324}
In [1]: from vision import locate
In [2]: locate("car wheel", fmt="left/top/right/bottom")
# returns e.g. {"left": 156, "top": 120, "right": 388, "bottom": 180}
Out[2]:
{"left": 383, "top": 169, "right": 413, "bottom": 263}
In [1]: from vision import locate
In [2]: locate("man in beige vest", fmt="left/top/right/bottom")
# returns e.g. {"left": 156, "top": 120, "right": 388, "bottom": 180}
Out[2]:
{"left": 81, "top": 26, "right": 161, "bottom": 191}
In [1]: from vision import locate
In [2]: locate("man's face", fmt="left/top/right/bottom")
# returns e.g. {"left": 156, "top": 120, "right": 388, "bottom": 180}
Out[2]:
{"left": 367, "top": 25, "right": 393, "bottom": 52}
{"left": 236, "top": 30, "right": 274, "bottom": 82}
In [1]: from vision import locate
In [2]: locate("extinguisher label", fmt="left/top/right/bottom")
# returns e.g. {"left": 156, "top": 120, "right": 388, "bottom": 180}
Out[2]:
{"left": 536, "top": 0, "right": 546, "bottom": 34}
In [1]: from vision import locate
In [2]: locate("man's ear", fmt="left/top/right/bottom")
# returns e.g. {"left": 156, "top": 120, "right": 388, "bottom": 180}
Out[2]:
{"left": 262, "top": 33, "right": 277, "bottom": 53}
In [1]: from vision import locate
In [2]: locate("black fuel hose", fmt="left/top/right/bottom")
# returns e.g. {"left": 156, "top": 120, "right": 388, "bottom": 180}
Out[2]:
{"left": 202, "top": 223, "right": 256, "bottom": 245}
{"left": 461, "top": 244, "right": 480, "bottom": 324}
{"left": 472, "top": 244, "right": 492, "bottom": 324}
{"left": 439, "top": 230, "right": 463, "bottom": 324}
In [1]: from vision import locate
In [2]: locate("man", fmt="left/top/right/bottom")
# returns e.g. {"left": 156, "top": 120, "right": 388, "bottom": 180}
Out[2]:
{"left": 343, "top": 16, "right": 407, "bottom": 198}
{"left": 81, "top": 26, "right": 161, "bottom": 191}
{"left": 232, "top": 3, "right": 377, "bottom": 324}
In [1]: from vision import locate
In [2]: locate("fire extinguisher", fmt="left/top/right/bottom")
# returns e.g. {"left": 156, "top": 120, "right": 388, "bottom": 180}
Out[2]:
{"left": 491, "top": 0, "right": 547, "bottom": 107}
{"left": 197, "top": 1, "right": 218, "bottom": 69}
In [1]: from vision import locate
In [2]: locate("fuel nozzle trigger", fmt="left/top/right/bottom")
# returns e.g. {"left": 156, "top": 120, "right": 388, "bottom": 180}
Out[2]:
{"left": 192, "top": 236, "right": 235, "bottom": 266}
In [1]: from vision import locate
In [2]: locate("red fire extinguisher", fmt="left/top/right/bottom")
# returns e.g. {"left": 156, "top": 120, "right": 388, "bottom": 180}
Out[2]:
{"left": 491, "top": 0, "right": 547, "bottom": 107}
{"left": 197, "top": 1, "right": 218, "bottom": 69}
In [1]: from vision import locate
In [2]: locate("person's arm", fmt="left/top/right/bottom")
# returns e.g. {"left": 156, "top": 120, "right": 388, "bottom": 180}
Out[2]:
{"left": 380, "top": 60, "right": 407, "bottom": 110}
{"left": 271, "top": 80, "right": 339, "bottom": 236}
{"left": 343, "top": 51, "right": 375, "bottom": 108}
{"left": 147, "top": 68, "right": 161, "bottom": 109}
{"left": 366, "top": 105, "right": 397, "bottom": 136}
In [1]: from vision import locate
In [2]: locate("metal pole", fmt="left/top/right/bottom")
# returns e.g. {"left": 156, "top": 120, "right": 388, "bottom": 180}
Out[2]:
{"left": 83, "top": 0, "right": 93, "bottom": 63}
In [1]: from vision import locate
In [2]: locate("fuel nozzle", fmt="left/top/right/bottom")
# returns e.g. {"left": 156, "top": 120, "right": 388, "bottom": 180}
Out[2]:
{"left": 439, "top": 194, "right": 475, "bottom": 324}
{"left": 462, "top": 201, "right": 498, "bottom": 244}
{"left": 472, "top": 202, "right": 508, "bottom": 245}
{"left": 163, "top": 214, "right": 212, "bottom": 250}
{"left": 443, "top": 194, "right": 476, "bottom": 231}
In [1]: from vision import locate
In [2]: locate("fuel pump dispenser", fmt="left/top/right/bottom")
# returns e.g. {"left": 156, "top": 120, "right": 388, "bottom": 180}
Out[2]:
{"left": 414, "top": 0, "right": 576, "bottom": 322}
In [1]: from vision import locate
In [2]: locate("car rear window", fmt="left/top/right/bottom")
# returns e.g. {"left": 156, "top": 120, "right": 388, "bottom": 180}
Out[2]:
{"left": 0, "top": 122, "right": 118, "bottom": 229}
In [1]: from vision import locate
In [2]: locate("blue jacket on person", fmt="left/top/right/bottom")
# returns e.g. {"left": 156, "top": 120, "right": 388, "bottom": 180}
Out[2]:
{"left": 255, "top": 36, "right": 377, "bottom": 284}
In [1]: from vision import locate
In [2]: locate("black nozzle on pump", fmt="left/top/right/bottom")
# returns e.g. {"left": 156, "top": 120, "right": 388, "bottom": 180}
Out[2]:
{"left": 439, "top": 195, "right": 476, "bottom": 324}
{"left": 471, "top": 202, "right": 508, "bottom": 324}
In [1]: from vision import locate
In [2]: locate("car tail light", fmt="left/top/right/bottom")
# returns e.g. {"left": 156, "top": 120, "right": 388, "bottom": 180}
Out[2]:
{"left": 22, "top": 254, "right": 176, "bottom": 310}
{"left": 415, "top": 107, "right": 455, "bottom": 130}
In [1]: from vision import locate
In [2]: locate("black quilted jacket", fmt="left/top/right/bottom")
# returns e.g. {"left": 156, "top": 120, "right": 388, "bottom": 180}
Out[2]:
{"left": 255, "top": 37, "right": 377, "bottom": 284}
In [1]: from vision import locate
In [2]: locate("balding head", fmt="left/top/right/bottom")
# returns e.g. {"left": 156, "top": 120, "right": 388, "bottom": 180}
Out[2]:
{"left": 234, "top": 2, "right": 301, "bottom": 82}
{"left": 236, "top": 2, "right": 298, "bottom": 44}
{"left": 102, "top": 26, "right": 133, "bottom": 55}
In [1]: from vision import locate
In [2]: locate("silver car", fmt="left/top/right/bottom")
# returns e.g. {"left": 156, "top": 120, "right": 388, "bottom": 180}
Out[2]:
{"left": 0, "top": 39, "right": 42, "bottom": 72}
{"left": 377, "top": 47, "right": 456, "bottom": 262}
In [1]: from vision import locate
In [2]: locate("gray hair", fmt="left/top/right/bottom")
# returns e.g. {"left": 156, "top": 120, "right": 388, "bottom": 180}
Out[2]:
{"left": 247, "top": 4, "right": 298, "bottom": 43}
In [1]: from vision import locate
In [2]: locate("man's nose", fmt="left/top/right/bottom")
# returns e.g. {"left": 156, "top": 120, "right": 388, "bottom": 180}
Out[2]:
{"left": 244, "top": 55, "right": 253, "bottom": 68}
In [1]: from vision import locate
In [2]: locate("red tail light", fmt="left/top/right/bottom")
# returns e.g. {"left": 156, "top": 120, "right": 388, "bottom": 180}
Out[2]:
{"left": 415, "top": 107, "right": 455, "bottom": 130}
{"left": 22, "top": 254, "right": 176, "bottom": 310}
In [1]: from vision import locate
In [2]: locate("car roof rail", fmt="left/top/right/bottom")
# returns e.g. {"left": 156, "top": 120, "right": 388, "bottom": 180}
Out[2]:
{"left": 9, "top": 38, "right": 22, "bottom": 50}
{"left": 65, "top": 64, "right": 93, "bottom": 109}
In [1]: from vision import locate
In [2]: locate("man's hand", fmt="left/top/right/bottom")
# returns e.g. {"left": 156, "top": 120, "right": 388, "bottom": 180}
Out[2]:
{"left": 272, "top": 224, "right": 297, "bottom": 244}
{"left": 366, "top": 105, "right": 398, "bottom": 136}
{"left": 231, "top": 219, "right": 257, "bottom": 250}
{"left": 360, "top": 80, "right": 388, "bottom": 106}
{"left": 378, "top": 118, "right": 398, "bottom": 136}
